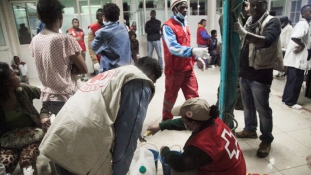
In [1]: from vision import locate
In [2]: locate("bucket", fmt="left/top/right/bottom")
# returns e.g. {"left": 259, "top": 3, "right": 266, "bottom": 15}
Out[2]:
{"left": 160, "top": 150, "right": 182, "bottom": 175}
{"left": 148, "top": 149, "right": 160, "bottom": 171}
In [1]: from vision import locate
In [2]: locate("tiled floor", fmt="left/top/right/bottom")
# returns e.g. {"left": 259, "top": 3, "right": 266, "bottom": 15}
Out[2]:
{"left": 12, "top": 67, "right": 311, "bottom": 175}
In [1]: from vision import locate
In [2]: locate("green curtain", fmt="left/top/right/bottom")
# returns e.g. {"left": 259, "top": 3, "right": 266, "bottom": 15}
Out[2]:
{"left": 219, "top": 0, "right": 243, "bottom": 131}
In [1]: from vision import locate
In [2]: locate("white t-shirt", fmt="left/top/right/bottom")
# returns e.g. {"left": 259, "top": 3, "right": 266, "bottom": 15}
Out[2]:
{"left": 283, "top": 18, "right": 311, "bottom": 70}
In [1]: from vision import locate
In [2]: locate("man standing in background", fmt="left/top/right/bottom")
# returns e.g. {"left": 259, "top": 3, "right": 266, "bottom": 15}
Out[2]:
{"left": 282, "top": 5, "right": 311, "bottom": 109}
{"left": 68, "top": 18, "right": 88, "bottom": 81}
{"left": 145, "top": 10, "right": 163, "bottom": 69}
{"left": 88, "top": 8, "right": 103, "bottom": 75}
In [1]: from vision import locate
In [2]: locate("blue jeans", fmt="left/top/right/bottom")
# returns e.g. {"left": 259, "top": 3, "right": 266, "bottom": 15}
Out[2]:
{"left": 147, "top": 40, "right": 163, "bottom": 69}
{"left": 112, "top": 80, "right": 152, "bottom": 175}
{"left": 240, "top": 78, "right": 274, "bottom": 143}
{"left": 282, "top": 67, "right": 305, "bottom": 106}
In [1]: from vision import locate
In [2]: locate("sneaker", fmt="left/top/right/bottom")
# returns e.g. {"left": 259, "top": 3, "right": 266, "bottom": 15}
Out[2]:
{"left": 282, "top": 103, "right": 302, "bottom": 110}
{"left": 211, "top": 65, "right": 216, "bottom": 68}
{"left": 257, "top": 141, "right": 271, "bottom": 158}
{"left": 236, "top": 130, "right": 258, "bottom": 139}
{"left": 291, "top": 104, "right": 302, "bottom": 110}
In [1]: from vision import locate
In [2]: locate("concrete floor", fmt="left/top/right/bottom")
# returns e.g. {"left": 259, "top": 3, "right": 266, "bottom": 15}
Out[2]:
{"left": 12, "top": 66, "right": 311, "bottom": 175}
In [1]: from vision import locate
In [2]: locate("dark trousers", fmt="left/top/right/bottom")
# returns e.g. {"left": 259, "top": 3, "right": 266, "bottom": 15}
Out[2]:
{"left": 282, "top": 67, "right": 305, "bottom": 106}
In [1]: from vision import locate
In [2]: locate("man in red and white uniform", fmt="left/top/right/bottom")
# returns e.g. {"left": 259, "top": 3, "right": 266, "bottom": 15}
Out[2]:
{"left": 68, "top": 18, "right": 88, "bottom": 81}
{"left": 88, "top": 8, "right": 104, "bottom": 74}
{"left": 148, "top": 98, "right": 246, "bottom": 175}
{"left": 161, "top": 0, "right": 209, "bottom": 121}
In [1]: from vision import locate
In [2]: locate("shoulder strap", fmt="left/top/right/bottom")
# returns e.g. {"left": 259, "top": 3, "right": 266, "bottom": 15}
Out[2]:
{"left": 261, "top": 15, "right": 274, "bottom": 32}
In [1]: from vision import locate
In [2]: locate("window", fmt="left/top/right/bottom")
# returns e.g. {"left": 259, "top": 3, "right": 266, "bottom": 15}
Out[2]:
{"left": 290, "top": 0, "right": 302, "bottom": 26}
{"left": 190, "top": 0, "right": 207, "bottom": 15}
{"left": 216, "top": 0, "right": 223, "bottom": 14}
{"left": 60, "top": 0, "right": 77, "bottom": 34}
{"left": 145, "top": 0, "right": 166, "bottom": 31}
{"left": 123, "top": 0, "right": 144, "bottom": 36}
{"left": 10, "top": 0, "right": 109, "bottom": 44}
{"left": 59, "top": 0, "right": 109, "bottom": 35}
{"left": 12, "top": 3, "right": 39, "bottom": 45}
{"left": 269, "top": 0, "right": 285, "bottom": 16}
{"left": 0, "top": 19, "right": 6, "bottom": 46}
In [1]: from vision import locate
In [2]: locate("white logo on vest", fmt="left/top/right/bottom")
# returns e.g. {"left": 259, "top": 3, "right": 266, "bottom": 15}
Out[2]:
{"left": 221, "top": 128, "right": 240, "bottom": 160}
{"left": 79, "top": 69, "right": 118, "bottom": 92}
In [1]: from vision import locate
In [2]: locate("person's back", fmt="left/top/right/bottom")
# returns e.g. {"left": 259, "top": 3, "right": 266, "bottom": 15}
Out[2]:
{"left": 185, "top": 118, "right": 246, "bottom": 174}
{"left": 91, "top": 3, "right": 131, "bottom": 72}
{"left": 39, "top": 57, "right": 162, "bottom": 175}
{"left": 30, "top": 33, "right": 81, "bottom": 101}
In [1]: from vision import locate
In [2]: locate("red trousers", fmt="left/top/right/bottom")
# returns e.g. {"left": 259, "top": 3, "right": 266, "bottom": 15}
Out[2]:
{"left": 162, "top": 69, "right": 199, "bottom": 120}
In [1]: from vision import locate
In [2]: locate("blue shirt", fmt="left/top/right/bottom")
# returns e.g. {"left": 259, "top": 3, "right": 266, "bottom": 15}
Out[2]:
{"left": 210, "top": 38, "right": 217, "bottom": 50}
{"left": 200, "top": 30, "right": 211, "bottom": 40}
{"left": 91, "top": 21, "right": 131, "bottom": 72}
{"left": 162, "top": 16, "right": 193, "bottom": 58}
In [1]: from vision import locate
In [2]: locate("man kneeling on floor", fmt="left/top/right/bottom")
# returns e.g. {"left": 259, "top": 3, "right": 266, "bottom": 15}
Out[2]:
{"left": 39, "top": 57, "right": 162, "bottom": 175}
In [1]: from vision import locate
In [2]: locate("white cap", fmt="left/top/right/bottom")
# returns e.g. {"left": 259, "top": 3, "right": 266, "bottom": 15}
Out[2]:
{"left": 170, "top": 0, "right": 188, "bottom": 10}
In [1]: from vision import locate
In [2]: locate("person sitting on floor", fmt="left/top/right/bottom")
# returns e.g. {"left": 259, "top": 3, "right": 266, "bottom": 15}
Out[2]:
{"left": 148, "top": 97, "right": 246, "bottom": 175}
{"left": 0, "top": 62, "right": 49, "bottom": 175}
{"left": 11, "top": 56, "right": 29, "bottom": 84}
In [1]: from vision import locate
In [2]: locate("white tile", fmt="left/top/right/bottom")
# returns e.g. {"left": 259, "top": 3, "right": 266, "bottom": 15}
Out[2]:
{"left": 268, "top": 171, "right": 284, "bottom": 175}
{"left": 287, "top": 128, "right": 311, "bottom": 149}
{"left": 245, "top": 133, "right": 311, "bottom": 171}
{"left": 273, "top": 110, "right": 311, "bottom": 132}
{"left": 279, "top": 165, "right": 311, "bottom": 175}
{"left": 238, "top": 141, "right": 279, "bottom": 174}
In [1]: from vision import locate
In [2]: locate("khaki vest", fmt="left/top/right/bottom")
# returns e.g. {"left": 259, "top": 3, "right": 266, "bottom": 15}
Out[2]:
{"left": 39, "top": 65, "right": 154, "bottom": 175}
{"left": 248, "top": 15, "right": 284, "bottom": 71}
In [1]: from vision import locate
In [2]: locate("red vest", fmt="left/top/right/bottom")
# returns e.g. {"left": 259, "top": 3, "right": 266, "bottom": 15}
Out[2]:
{"left": 185, "top": 118, "right": 246, "bottom": 175}
{"left": 68, "top": 28, "right": 86, "bottom": 51}
{"left": 162, "top": 18, "right": 195, "bottom": 74}
{"left": 88, "top": 23, "right": 102, "bottom": 61}
{"left": 88, "top": 23, "right": 102, "bottom": 36}
{"left": 197, "top": 26, "right": 210, "bottom": 46}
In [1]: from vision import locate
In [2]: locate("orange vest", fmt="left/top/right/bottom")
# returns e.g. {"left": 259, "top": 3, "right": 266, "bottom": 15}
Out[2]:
{"left": 162, "top": 18, "right": 195, "bottom": 74}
